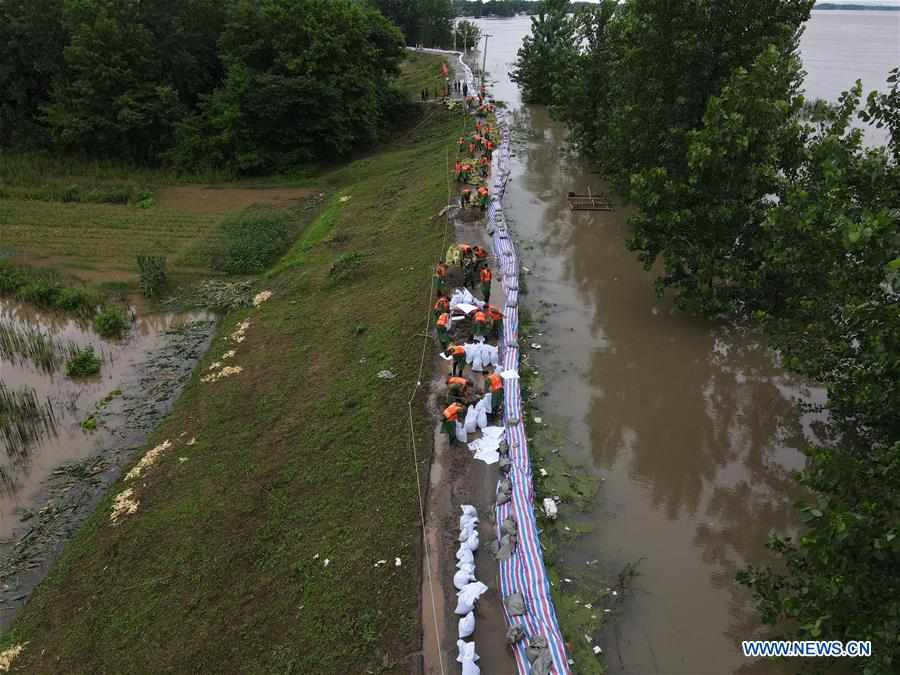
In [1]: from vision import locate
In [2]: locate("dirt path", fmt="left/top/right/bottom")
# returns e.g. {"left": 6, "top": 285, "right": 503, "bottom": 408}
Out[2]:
{"left": 421, "top": 207, "right": 516, "bottom": 675}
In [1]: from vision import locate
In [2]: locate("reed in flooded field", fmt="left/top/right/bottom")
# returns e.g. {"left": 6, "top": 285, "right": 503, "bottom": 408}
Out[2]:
{"left": 0, "top": 320, "right": 100, "bottom": 374}
{"left": 0, "top": 382, "right": 57, "bottom": 461}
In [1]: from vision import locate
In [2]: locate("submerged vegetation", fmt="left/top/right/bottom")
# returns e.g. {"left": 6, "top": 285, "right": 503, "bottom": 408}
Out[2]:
{"left": 516, "top": 1, "right": 900, "bottom": 671}
{"left": 0, "top": 383, "right": 56, "bottom": 460}
{"left": 65, "top": 347, "right": 102, "bottom": 378}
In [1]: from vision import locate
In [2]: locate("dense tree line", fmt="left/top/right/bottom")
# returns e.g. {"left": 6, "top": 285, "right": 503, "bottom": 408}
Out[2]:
{"left": 515, "top": 2, "right": 900, "bottom": 672}
{"left": 0, "top": 0, "right": 405, "bottom": 171}
{"left": 371, "top": 0, "right": 454, "bottom": 47}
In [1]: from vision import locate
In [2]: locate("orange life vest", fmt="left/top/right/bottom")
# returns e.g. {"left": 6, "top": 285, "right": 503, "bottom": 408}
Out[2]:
{"left": 488, "top": 373, "right": 503, "bottom": 392}
{"left": 480, "top": 268, "right": 492, "bottom": 283}
{"left": 434, "top": 297, "right": 449, "bottom": 312}
{"left": 473, "top": 246, "right": 487, "bottom": 259}
{"left": 436, "top": 313, "right": 449, "bottom": 328}
{"left": 449, "top": 345, "right": 466, "bottom": 357}
{"left": 459, "top": 244, "right": 472, "bottom": 255}
{"left": 473, "top": 310, "right": 487, "bottom": 324}
{"left": 487, "top": 305, "right": 503, "bottom": 321}
{"left": 447, "top": 376, "right": 467, "bottom": 388}
{"left": 478, "top": 187, "right": 488, "bottom": 197}
{"left": 443, "top": 403, "right": 462, "bottom": 421}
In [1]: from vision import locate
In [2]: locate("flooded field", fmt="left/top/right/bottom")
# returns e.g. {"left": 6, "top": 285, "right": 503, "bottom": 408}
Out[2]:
{"left": 0, "top": 299, "right": 213, "bottom": 626}
{"left": 469, "top": 10, "right": 894, "bottom": 674}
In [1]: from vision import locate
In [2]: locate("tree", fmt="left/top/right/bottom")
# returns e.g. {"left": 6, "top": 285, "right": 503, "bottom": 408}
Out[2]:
{"left": 510, "top": 0, "right": 578, "bottom": 105}
{"left": 0, "top": 0, "right": 66, "bottom": 146}
{"left": 39, "top": 0, "right": 227, "bottom": 161}
{"left": 171, "top": 0, "right": 405, "bottom": 173}
{"left": 372, "top": 0, "right": 453, "bottom": 47}
{"left": 452, "top": 20, "right": 481, "bottom": 51}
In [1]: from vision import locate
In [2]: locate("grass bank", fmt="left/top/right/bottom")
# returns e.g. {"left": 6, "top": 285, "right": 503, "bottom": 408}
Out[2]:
{"left": 1, "top": 54, "right": 460, "bottom": 673}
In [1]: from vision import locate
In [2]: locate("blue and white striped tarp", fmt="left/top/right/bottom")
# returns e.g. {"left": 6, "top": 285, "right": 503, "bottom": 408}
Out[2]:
{"left": 488, "top": 110, "right": 572, "bottom": 674}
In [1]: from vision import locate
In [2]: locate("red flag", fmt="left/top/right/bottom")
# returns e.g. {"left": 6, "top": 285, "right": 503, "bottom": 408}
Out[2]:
{"left": 440, "top": 62, "right": 449, "bottom": 77}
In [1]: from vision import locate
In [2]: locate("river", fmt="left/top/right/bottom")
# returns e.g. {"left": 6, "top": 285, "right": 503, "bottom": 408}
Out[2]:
{"left": 468, "top": 10, "right": 898, "bottom": 675}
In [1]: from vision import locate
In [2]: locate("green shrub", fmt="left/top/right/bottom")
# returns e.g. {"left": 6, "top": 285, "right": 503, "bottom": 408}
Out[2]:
{"left": 81, "top": 415, "right": 98, "bottom": 430}
{"left": 94, "top": 307, "right": 128, "bottom": 338}
{"left": 328, "top": 252, "right": 365, "bottom": 283}
{"left": 136, "top": 255, "right": 168, "bottom": 298}
{"left": 56, "top": 287, "right": 99, "bottom": 312}
{"left": 66, "top": 347, "right": 101, "bottom": 377}
{"left": 212, "top": 208, "right": 297, "bottom": 275}
{"left": 17, "top": 279, "right": 60, "bottom": 307}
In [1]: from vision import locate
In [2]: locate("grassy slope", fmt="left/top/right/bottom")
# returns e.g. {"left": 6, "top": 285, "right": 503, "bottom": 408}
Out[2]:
{"left": 2, "top": 55, "right": 460, "bottom": 674}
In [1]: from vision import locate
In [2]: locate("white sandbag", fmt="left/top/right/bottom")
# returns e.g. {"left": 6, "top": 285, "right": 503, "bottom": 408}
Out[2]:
{"left": 461, "top": 505, "right": 478, "bottom": 518}
{"left": 457, "top": 561, "right": 476, "bottom": 575}
{"left": 456, "top": 545, "right": 474, "bottom": 565}
{"left": 462, "top": 661, "right": 480, "bottom": 675}
{"left": 464, "top": 405, "right": 479, "bottom": 434}
{"left": 476, "top": 397, "right": 489, "bottom": 429}
{"left": 458, "top": 611, "right": 476, "bottom": 639}
{"left": 481, "top": 426, "right": 505, "bottom": 439}
{"left": 455, "top": 420, "right": 468, "bottom": 444}
{"left": 462, "top": 530, "right": 479, "bottom": 552}
{"left": 454, "top": 568, "right": 476, "bottom": 590}
{"left": 456, "top": 639, "right": 480, "bottom": 663}
{"left": 459, "top": 514, "right": 478, "bottom": 531}
{"left": 458, "top": 521, "right": 476, "bottom": 542}
{"left": 454, "top": 581, "right": 488, "bottom": 614}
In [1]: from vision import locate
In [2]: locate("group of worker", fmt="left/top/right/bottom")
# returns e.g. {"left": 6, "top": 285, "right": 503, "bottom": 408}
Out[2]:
{"left": 435, "top": 241, "right": 505, "bottom": 446}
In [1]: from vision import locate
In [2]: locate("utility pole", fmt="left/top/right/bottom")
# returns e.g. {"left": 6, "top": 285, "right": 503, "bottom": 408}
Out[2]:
{"left": 480, "top": 34, "right": 491, "bottom": 90}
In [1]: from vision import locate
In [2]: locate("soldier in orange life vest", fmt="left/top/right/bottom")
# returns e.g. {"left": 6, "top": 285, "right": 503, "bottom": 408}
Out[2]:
{"left": 479, "top": 266, "right": 492, "bottom": 304}
{"left": 472, "top": 245, "right": 488, "bottom": 272}
{"left": 457, "top": 244, "right": 473, "bottom": 271}
{"left": 480, "top": 155, "right": 489, "bottom": 178}
{"left": 433, "top": 262, "right": 448, "bottom": 296}
{"left": 484, "top": 368, "right": 504, "bottom": 416}
{"left": 433, "top": 295, "right": 449, "bottom": 320}
{"left": 468, "top": 142, "right": 476, "bottom": 156}
{"left": 454, "top": 160, "right": 462, "bottom": 182}
{"left": 472, "top": 308, "right": 488, "bottom": 338}
{"left": 441, "top": 401, "right": 466, "bottom": 445}
{"left": 477, "top": 186, "right": 489, "bottom": 211}
{"left": 435, "top": 312, "right": 451, "bottom": 347}
{"left": 486, "top": 304, "right": 504, "bottom": 340}
{"left": 445, "top": 343, "right": 467, "bottom": 377}
{"left": 446, "top": 375, "right": 473, "bottom": 403}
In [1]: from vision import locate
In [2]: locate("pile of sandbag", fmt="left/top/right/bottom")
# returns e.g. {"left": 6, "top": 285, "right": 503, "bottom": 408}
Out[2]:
{"left": 455, "top": 505, "right": 484, "bottom": 673}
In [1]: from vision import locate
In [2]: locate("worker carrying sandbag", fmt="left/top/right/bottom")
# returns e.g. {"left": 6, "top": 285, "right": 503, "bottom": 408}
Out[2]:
{"left": 442, "top": 402, "right": 466, "bottom": 446}
{"left": 485, "top": 368, "right": 504, "bottom": 416}
{"left": 480, "top": 267, "right": 492, "bottom": 304}
{"left": 446, "top": 375, "right": 473, "bottom": 403}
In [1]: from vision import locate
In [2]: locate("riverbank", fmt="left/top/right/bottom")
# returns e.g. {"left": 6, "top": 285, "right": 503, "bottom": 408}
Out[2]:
{"left": 0, "top": 53, "right": 460, "bottom": 673}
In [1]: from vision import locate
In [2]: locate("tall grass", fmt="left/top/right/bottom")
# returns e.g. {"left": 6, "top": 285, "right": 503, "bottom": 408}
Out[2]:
{"left": 0, "top": 321, "right": 85, "bottom": 374}
{"left": 211, "top": 207, "right": 304, "bottom": 275}
{"left": 0, "top": 382, "right": 57, "bottom": 459}
{"left": 0, "top": 263, "right": 102, "bottom": 316}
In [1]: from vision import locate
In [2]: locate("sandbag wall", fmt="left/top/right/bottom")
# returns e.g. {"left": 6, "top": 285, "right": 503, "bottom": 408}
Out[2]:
{"left": 487, "top": 105, "right": 572, "bottom": 673}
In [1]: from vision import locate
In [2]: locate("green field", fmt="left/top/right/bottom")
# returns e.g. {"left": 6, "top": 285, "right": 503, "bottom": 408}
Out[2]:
{"left": 1, "top": 53, "right": 461, "bottom": 673}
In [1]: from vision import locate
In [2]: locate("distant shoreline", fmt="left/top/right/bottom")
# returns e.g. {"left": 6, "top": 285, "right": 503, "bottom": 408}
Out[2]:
{"left": 813, "top": 4, "right": 900, "bottom": 10}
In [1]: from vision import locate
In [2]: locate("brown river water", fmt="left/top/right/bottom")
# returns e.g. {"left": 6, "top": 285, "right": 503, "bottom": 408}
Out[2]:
{"left": 469, "top": 10, "right": 898, "bottom": 675}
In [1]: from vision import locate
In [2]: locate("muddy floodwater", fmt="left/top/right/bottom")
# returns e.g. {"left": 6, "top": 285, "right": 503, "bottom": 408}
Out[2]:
{"left": 0, "top": 299, "right": 213, "bottom": 627}
{"left": 469, "top": 11, "right": 896, "bottom": 675}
